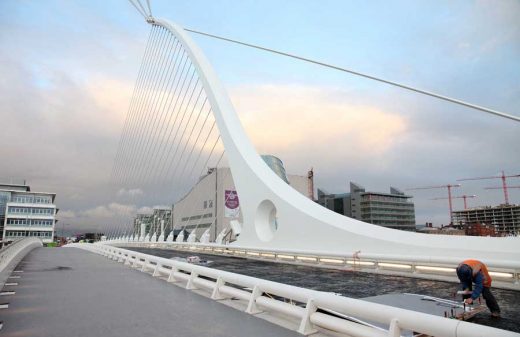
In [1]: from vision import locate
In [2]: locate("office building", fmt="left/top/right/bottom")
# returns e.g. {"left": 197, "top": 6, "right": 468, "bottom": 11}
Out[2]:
{"left": 0, "top": 181, "right": 57, "bottom": 243}
{"left": 318, "top": 182, "right": 416, "bottom": 231}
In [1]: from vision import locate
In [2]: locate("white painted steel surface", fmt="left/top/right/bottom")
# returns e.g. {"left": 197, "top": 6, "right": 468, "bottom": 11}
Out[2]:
{"left": 146, "top": 17, "right": 520, "bottom": 263}
{"left": 68, "top": 243, "right": 518, "bottom": 337}
{"left": 103, "top": 239, "right": 520, "bottom": 289}
{"left": 0, "top": 237, "right": 42, "bottom": 288}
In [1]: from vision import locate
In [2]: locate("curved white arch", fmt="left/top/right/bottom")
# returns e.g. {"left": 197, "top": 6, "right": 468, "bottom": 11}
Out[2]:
{"left": 152, "top": 18, "right": 520, "bottom": 265}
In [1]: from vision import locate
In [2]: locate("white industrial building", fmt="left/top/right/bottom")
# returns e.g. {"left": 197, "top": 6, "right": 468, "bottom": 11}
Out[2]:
{"left": 0, "top": 182, "right": 57, "bottom": 244}
{"left": 171, "top": 156, "right": 313, "bottom": 242}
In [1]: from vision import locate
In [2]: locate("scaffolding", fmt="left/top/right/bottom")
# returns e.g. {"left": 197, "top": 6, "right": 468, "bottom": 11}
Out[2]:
{"left": 452, "top": 204, "right": 520, "bottom": 235}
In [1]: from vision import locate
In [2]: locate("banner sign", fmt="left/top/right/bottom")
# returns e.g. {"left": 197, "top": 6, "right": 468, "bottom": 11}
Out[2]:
{"left": 224, "top": 190, "right": 240, "bottom": 218}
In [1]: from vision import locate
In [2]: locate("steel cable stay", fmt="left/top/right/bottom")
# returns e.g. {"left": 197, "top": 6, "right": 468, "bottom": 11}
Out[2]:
{"left": 167, "top": 99, "right": 211, "bottom": 190}
{"left": 108, "top": 26, "right": 160, "bottom": 238}
{"left": 157, "top": 84, "right": 205, "bottom": 186}
{"left": 114, "top": 26, "right": 166, "bottom": 186}
{"left": 146, "top": 70, "right": 197, "bottom": 190}
{"left": 108, "top": 31, "right": 170, "bottom": 236}
{"left": 142, "top": 54, "right": 191, "bottom": 179}
{"left": 110, "top": 27, "right": 171, "bottom": 238}
{"left": 174, "top": 105, "right": 213, "bottom": 184}
{"left": 131, "top": 40, "right": 184, "bottom": 185}
{"left": 146, "top": 58, "right": 192, "bottom": 182}
{"left": 145, "top": 73, "right": 200, "bottom": 185}
{"left": 184, "top": 28, "right": 519, "bottom": 123}
{"left": 135, "top": 99, "right": 218, "bottom": 240}
{"left": 122, "top": 118, "right": 221, "bottom": 241}
{"left": 108, "top": 25, "right": 224, "bottom": 240}
{"left": 124, "top": 33, "right": 178, "bottom": 185}
{"left": 111, "top": 27, "right": 154, "bottom": 182}
{"left": 168, "top": 135, "right": 223, "bottom": 241}
{"left": 119, "top": 61, "right": 198, "bottom": 238}
{"left": 134, "top": 50, "right": 190, "bottom": 190}
{"left": 123, "top": 81, "right": 204, "bottom": 239}
{"left": 112, "top": 25, "right": 159, "bottom": 185}
{"left": 121, "top": 27, "right": 173, "bottom": 186}
{"left": 163, "top": 110, "right": 222, "bottom": 240}
{"left": 127, "top": 0, "right": 148, "bottom": 19}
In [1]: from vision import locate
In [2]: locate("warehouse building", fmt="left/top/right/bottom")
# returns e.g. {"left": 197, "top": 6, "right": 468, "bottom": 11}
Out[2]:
{"left": 132, "top": 155, "right": 312, "bottom": 242}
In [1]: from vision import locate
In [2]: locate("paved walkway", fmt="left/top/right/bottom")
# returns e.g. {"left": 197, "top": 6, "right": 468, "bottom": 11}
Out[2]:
{"left": 1, "top": 247, "right": 299, "bottom": 337}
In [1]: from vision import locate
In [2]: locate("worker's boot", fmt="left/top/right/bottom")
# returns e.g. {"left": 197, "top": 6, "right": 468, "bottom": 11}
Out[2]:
{"left": 491, "top": 312, "right": 501, "bottom": 319}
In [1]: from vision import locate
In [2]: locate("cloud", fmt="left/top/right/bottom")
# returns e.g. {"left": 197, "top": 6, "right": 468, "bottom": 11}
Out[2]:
{"left": 58, "top": 210, "right": 76, "bottom": 219}
{"left": 117, "top": 188, "right": 144, "bottom": 197}
{"left": 0, "top": 0, "right": 518, "bottom": 233}
{"left": 232, "top": 84, "right": 408, "bottom": 157}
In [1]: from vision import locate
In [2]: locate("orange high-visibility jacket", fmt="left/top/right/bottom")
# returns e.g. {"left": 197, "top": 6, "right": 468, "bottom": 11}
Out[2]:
{"left": 460, "top": 259, "right": 492, "bottom": 287}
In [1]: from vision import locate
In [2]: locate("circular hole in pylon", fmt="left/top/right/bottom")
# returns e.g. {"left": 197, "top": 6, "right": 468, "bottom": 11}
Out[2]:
{"left": 255, "top": 199, "right": 278, "bottom": 242}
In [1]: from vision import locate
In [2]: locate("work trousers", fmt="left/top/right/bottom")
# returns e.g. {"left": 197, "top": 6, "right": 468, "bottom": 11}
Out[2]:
{"left": 463, "top": 286, "right": 501, "bottom": 313}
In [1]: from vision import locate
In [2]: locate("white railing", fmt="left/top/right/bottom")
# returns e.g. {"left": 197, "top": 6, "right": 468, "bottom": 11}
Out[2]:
{"left": 0, "top": 237, "right": 42, "bottom": 288}
{"left": 68, "top": 243, "right": 518, "bottom": 337}
{"left": 105, "top": 239, "right": 520, "bottom": 288}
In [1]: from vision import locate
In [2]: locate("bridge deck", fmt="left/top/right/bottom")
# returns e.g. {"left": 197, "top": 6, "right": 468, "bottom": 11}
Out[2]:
{"left": 1, "top": 247, "right": 299, "bottom": 337}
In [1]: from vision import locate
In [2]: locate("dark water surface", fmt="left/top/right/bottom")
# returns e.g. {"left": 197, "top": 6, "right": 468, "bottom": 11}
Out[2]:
{"left": 131, "top": 248, "right": 520, "bottom": 333}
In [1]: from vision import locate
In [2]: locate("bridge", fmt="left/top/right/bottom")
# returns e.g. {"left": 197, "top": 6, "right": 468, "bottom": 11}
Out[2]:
{"left": 2, "top": 238, "right": 518, "bottom": 337}
{"left": 2, "top": 1, "right": 520, "bottom": 336}
{"left": 103, "top": 1, "right": 520, "bottom": 287}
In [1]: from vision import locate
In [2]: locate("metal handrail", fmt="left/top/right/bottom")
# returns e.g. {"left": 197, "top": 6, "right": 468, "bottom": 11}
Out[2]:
{"left": 69, "top": 243, "right": 518, "bottom": 337}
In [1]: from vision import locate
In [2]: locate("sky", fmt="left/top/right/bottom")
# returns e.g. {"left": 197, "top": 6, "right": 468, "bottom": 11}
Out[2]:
{"left": 0, "top": 0, "right": 519, "bottom": 234}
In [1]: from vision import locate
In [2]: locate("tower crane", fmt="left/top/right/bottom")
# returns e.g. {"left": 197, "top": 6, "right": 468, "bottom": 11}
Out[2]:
{"left": 457, "top": 170, "right": 520, "bottom": 205}
{"left": 430, "top": 195, "right": 476, "bottom": 210}
{"left": 407, "top": 184, "right": 461, "bottom": 223}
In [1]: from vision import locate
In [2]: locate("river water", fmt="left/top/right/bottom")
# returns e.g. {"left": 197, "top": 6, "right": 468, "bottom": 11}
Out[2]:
{"left": 131, "top": 248, "right": 520, "bottom": 333}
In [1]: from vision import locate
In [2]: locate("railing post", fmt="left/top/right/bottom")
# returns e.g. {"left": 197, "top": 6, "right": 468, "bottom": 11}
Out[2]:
{"left": 167, "top": 267, "right": 178, "bottom": 283}
{"left": 141, "top": 258, "right": 149, "bottom": 272}
{"left": 211, "top": 277, "right": 225, "bottom": 300}
{"left": 388, "top": 318, "right": 400, "bottom": 337}
{"left": 152, "top": 263, "right": 161, "bottom": 277}
{"left": 245, "top": 285, "right": 263, "bottom": 314}
{"left": 186, "top": 272, "right": 198, "bottom": 290}
{"left": 297, "top": 298, "right": 318, "bottom": 335}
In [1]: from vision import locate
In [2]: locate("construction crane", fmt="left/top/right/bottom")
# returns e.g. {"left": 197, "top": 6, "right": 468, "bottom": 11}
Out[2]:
{"left": 457, "top": 170, "right": 520, "bottom": 205}
{"left": 407, "top": 184, "right": 461, "bottom": 222}
{"left": 431, "top": 195, "right": 476, "bottom": 210}
{"left": 484, "top": 186, "right": 520, "bottom": 204}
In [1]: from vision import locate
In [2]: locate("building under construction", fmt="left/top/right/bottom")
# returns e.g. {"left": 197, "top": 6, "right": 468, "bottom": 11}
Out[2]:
{"left": 452, "top": 204, "right": 520, "bottom": 235}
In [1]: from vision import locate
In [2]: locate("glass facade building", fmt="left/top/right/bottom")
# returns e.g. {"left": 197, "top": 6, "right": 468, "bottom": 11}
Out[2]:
{"left": 318, "top": 182, "right": 416, "bottom": 231}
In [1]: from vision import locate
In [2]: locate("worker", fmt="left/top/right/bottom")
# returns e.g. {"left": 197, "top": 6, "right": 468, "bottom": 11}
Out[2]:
{"left": 456, "top": 259, "right": 501, "bottom": 318}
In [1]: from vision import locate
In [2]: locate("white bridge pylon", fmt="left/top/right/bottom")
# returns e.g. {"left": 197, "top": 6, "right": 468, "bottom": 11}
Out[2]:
{"left": 139, "top": 17, "right": 519, "bottom": 264}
